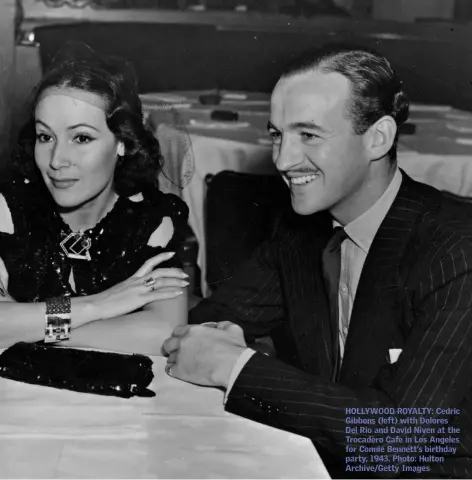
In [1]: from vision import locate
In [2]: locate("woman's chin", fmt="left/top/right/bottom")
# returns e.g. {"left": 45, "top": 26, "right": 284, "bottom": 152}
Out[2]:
{"left": 49, "top": 192, "right": 83, "bottom": 210}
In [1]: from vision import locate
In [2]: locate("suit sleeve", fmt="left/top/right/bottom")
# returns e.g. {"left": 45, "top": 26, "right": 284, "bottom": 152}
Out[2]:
{"left": 225, "top": 242, "right": 472, "bottom": 477}
{"left": 189, "top": 233, "right": 285, "bottom": 340}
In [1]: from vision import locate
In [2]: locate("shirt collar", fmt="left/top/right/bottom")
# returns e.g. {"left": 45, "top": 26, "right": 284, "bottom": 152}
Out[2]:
{"left": 333, "top": 168, "right": 403, "bottom": 254}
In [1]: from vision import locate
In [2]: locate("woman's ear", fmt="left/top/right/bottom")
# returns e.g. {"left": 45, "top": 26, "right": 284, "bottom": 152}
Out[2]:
{"left": 117, "top": 142, "right": 125, "bottom": 157}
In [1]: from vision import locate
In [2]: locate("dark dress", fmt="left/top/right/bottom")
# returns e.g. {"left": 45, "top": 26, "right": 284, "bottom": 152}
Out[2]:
{"left": 0, "top": 178, "right": 189, "bottom": 302}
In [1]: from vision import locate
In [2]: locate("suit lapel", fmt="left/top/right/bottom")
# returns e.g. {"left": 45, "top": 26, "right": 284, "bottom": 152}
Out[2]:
{"left": 339, "top": 173, "right": 439, "bottom": 386}
{"left": 284, "top": 212, "right": 336, "bottom": 378}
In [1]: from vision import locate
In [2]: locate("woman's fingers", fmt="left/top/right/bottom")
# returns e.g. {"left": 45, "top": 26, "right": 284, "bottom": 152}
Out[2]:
{"left": 149, "top": 268, "right": 187, "bottom": 279}
{"left": 134, "top": 252, "right": 176, "bottom": 277}
{"left": 148, "top": 287, "right": 184, "bottom": 301}
{"left": 142, "top": 277, "right": 189, "bottom": 291}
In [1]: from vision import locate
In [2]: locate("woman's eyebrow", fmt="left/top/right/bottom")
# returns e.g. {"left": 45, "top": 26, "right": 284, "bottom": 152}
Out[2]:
{"left": 67, "top": 123, "right": 100, "bottom": 132}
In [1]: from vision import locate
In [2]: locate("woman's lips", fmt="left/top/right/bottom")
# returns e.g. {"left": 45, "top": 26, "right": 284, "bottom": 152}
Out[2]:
{"left": 49, "top": 179, "right": 78, "bottom": 189}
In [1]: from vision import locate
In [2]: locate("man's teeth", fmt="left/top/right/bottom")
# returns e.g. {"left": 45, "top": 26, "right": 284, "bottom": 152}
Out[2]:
{"left": 290, "top": 174, "right": 319, "bottom": 185}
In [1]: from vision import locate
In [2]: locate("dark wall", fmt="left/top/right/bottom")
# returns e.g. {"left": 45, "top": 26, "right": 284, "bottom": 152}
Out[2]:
{"left": 35, "top": 22, "right": 472, "bottom": 111}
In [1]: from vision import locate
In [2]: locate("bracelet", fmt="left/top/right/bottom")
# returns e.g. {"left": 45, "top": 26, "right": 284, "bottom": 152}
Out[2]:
{"left": 44, "top": 296, "right": 71, "bottom": 344}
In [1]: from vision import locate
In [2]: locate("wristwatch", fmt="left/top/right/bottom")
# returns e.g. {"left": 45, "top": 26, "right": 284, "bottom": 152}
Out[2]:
{"left": 44, "top": 296, "right": 71, "bottom": 343}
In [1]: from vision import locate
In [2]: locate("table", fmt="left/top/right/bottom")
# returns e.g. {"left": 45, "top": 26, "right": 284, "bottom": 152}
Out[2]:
{"left": 142, "top": 91, "right": 472, "bottom": 296}
{"left": 0, "top": 353, "right": 329, "bottom": 479}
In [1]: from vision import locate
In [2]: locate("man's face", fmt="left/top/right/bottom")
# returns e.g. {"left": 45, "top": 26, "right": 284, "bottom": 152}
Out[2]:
{"left": 269, "top": 70, "right": 371, "bottom": 219}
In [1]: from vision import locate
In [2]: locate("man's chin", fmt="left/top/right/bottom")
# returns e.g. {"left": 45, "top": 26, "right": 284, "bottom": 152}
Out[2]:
{"left": 291, "top": 199, "right": 322, "bottom": 216}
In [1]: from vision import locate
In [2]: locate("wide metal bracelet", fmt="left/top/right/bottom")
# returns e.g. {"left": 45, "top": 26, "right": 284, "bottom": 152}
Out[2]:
{"left": 44, "top": 296, "right": 72, "bottom": 344}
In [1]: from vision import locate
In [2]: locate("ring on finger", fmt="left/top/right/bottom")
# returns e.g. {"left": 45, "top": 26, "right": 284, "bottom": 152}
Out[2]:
{"left": 143, "top": 277, "right": 156, "bottom": 290}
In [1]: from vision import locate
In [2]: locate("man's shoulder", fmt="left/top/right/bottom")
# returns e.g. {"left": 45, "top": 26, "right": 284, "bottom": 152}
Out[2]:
{"left": 415, "top": 190, "right": 472, "bottom": 257}
{"left": 391, "top": 174, "right": 472, "bottom": 253}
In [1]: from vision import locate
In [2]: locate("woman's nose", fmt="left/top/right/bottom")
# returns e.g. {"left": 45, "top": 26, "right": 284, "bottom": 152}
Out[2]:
{"left": 49, "top": 142, "right": 72, "bottom": 170}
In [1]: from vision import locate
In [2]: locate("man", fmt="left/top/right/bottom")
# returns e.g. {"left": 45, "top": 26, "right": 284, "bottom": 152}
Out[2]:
{"left": 163, "top": 45, "right": 472, "bottom": 478}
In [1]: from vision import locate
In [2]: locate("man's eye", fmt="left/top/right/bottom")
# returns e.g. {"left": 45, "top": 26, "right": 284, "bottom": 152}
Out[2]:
{"left": 269, "top": 131, "right": 281, "bottom": 143}
{"left": 74, "top": 134, "right": 94, "bottom": 144}
{"left": 36, "top": 133, "right": 52, "bottom": 143}
{"left": 301, "top": 132, "right": 319, "bottom": 141}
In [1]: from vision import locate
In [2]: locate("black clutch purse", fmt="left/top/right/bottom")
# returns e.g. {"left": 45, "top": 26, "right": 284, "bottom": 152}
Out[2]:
{"left": 0, "top": 342, "right": 155, "bottom": 398}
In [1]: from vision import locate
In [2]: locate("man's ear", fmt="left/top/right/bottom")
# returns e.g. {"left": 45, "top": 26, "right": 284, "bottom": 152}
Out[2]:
{"left": 364, "top": 115, "right": 397, "bottom": 161}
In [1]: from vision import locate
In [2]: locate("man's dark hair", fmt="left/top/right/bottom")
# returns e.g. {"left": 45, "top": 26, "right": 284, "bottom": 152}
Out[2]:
{"left": 281, "top": 44, "right": 409, "bottom": 162}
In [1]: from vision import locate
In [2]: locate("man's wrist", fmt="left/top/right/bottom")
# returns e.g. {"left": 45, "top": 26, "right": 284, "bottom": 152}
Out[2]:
{"left": 210, "top": 345, "right": 247, "bottom": 388}
{"left": 223, "top": 348, "right": 257, "bottom": 405}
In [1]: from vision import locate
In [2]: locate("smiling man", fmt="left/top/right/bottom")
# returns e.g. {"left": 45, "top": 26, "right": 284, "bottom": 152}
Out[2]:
{"left": 163, "top": 45, "right": 472, "bottom": 478}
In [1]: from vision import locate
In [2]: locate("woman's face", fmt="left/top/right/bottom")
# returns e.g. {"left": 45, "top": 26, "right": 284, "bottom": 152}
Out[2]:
{"left": 34, "top": 87, "right": 124, "bottom": 209}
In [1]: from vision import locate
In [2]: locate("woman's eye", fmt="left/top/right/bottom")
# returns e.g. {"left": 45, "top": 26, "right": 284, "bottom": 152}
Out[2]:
{"left": 36, "top": 133, "right": 52, "bottom": 143}
{"left": 74, "top": 134, "right": 94, "bottom": 144}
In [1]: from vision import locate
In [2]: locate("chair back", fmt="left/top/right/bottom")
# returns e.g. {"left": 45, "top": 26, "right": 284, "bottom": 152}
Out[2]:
{"left": 204, "top": 170, "right": 289, "bottom": 291}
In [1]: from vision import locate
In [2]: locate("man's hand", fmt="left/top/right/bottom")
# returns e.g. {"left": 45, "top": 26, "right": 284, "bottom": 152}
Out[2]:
{"left": 162, "top": 321, "right": 247, "bottom": 388}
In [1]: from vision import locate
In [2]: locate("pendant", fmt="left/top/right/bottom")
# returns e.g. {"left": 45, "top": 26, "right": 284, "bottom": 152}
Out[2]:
{"left": 60, "top": 231, "right": 92, "bottom": 261}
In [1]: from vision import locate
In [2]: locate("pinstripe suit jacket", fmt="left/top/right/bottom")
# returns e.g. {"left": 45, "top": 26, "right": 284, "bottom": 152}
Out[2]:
{"left": 189, "top": 172, "right": 472, "bottom": 478}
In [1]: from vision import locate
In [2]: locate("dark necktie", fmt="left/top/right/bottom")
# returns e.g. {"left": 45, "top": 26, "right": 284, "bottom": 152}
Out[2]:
{"left": 322, "top": 226, "right": 348, "bottom": 379}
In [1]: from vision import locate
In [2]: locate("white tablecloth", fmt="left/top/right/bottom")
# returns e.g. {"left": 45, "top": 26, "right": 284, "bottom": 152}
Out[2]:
{"left": 143, "top": 92, "right": 472, "bottom": 296}
{"left": 0, "top": 354, "right": 329, "bottom": 479}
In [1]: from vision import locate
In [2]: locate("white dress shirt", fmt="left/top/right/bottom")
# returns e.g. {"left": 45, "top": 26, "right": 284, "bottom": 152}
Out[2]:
{"left": 336, "top": 168, "right": 402, "bottom": 360}
{"left": 224, "top": 169, "right": 403, "bottom": 401}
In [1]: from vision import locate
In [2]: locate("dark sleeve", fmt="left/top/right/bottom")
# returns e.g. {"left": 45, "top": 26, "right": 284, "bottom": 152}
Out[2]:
{"left": 189, "top": 233, "right": 285, "bottom": 340}
{"left": 137, "top": 192, "right": 189, "bottom": 270}
{"left": 225, "top": 243, "right": 472, "bottom": 477}
{"left": 158, "top": 193, "right": 190, "bottom": 269}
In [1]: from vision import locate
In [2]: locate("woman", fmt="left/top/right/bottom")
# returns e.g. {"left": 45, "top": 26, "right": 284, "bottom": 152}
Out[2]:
{"left": 0, "top": 44, "right": 189, "bottom": 355}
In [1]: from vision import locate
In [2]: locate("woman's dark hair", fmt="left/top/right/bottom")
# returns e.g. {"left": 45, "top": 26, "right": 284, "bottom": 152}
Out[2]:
{"left": 281, "top": 44, "right": 409, "bottom": 162}
{"left": 11, "top": 42, "right": 162, "bottom": 197}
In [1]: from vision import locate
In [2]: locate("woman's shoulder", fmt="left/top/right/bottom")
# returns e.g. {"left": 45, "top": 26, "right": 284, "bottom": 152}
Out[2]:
{"left": 132, "top": 189, "right": 189, "bottom": 224}
{"left": 0, "top": 176, "right": 51, "bottom": 235}
{"left": 122, "top": 189, "right": 189, "bottom": 250}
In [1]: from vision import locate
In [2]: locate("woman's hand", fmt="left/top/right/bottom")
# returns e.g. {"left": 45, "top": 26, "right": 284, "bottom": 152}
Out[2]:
{"left": 89, "top": 251, "right": 188, "bottom": 321}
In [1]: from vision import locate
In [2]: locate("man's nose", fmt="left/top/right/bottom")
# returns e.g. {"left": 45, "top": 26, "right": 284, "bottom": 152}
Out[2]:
{"left": 49, "top": 141, "right": 72, "bottom": 170}
{"left": 273, "top": 135, "right": 303, "bottom": 172}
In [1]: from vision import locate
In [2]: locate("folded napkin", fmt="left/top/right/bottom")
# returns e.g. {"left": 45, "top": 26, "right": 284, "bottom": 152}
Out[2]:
{"left": 446, "top": 122, "right": 472, "bottom": 134}
{"left": 409, "top": 104, "right": 451, "bottom": 112}
{"left": 0, "top": 342, "right": 155, "bottom": 398}
{"left": 140, "top": 93, "right": 188, "bottom": 103}
{"left": 223, "top": 93, "right": 247, "bottom": 100}
{"left": 142, "top": 102, "right": 192, "bottom": 110}
{"left": 188, "top": 119, "right": 250, "bottom": 129}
